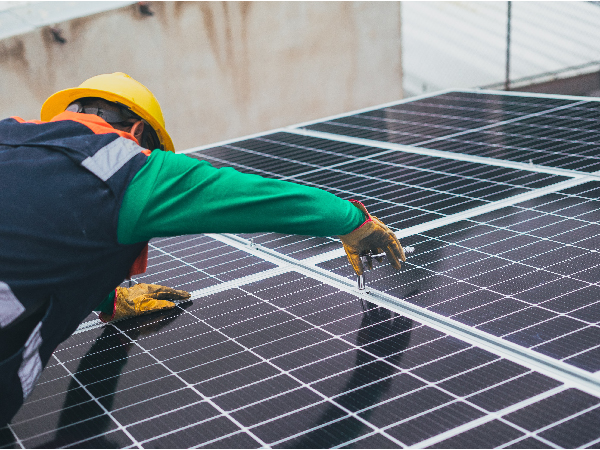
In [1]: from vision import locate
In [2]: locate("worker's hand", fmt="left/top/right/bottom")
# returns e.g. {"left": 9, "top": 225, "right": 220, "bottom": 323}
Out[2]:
{"left": 99, "top": 283, "right": 190, "bottom": 323}
{"left": 338, "top": 200, "right": 406, "bottom": 276}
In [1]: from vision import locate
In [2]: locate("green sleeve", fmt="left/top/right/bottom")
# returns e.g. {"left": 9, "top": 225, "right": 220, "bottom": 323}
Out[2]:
{"left": 117, "top": 151, "right": 365, "bottom": 245}
{"left": 94, "top": 290, "right": 115, "bottom": 314}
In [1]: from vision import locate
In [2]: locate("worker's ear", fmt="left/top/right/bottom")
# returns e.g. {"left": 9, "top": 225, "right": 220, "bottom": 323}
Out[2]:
{"left": 130, "top": 120, "right": 145, "bottom": 145}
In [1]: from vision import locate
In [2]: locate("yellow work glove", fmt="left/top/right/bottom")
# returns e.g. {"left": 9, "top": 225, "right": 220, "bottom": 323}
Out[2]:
{"left": 338, "top": 200, "right": 406, "bottom": 276}
{"left": 99, "top": 283, "right": 190, "bottom": 323}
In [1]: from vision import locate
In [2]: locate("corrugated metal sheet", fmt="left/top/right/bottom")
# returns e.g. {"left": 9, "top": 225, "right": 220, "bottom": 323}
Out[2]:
{"left": 402, "top": 1, "right": 600, "bottom": 97}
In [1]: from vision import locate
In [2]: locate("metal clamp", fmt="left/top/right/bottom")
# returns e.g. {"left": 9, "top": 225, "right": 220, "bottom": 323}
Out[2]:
{"left": 357, "top": 246, "right": 415, "bottom": 290}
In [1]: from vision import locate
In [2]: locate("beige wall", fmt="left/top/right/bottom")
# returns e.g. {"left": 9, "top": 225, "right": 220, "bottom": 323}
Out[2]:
{"left": 0, "top": 2, "right": 402, "bottom": 151}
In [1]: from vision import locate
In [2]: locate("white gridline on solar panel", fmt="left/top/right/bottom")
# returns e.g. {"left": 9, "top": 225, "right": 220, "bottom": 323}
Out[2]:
{"left": 423, "top": 134, "right": 600, "bottom": 172}
{"left": 350, "top": 219, "right": 600, "bottom": 365}
{"left": 287, "top": 175, "right": 531, "bottom": 218}
{"left": 332, "top": 112, "right": 510, "bottom": 141}
{"left": 274, "top": 153, "right": 564, "bottom": 191}
{"left": 312, "top": 101, "right": 578, "bottom": 138}
{"left": 310, "top": 101, "right": 588, "bottom": 160}
{"left": 193, "top": 133, "right": 574, "bottom": 195}
{"left": 292, "top": 159, "right": 558, "bottom": 196}
{"left": 332, "top": 155, "right": 560, "bottom": 186}
{"left": 399, "top": 92, "right": 578, "bottom": 108}
{"left": 138, "top": 240, "right": 278, "bottom": 287}
{"left": 283, "top": 89, "right": 595, "bottom": 135}
{"left": 420, "top": 134, "right": 600, "bottom": 166}
{"left": 317, "top": 128, "right": 600, "bottom": 173}
{"left": 197, "top": 152, "right": 548, "bottom": 224}
{"left": 0, "top": 268, "right": 544, "bottom": 446}
{"left": 236, "top": 233, "right": 338, "bottom": 259}
{"left": 476, "top": 116, "right": 600, "bottom": 143}
{"left": 146, "top": 235, "right": 236, "bottom": 265}
{"left": 227, "top": 141, "right": 359, "bottom": 168}
{"left": 304, "top": 98, "right": 589, "bottom": 148}
{"left": 386, "top": 93, "right": 581, "bottom": 116}
{"left": 241, "top": 135, "right": 567, "bottom": 189}
{"left": 357, "top": 104, "right": 600, "bottom": 144}
{"left": 16, "top": 271, "right": 592, "bottom": 450}
{"left": 363, "top": 105, "right": 509, "bottom": 127}
{"left": 526, "top": 108, "right": 600, "bottom": 129}
{"left": 3, "top": 260, "right": 596, "bottom": 446}
{"left": 266, "top": 144, "right": 554, "bottom": 191}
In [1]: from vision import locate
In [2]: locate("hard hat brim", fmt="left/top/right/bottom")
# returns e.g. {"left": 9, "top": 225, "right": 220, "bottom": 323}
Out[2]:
{"left": 41, "top": 86, "right": 175, "bottom": 153}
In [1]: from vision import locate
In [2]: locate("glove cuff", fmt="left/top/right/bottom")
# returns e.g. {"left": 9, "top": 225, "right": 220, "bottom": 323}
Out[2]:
{"left": 348, "top": 199, "right": 372, "bottom": 230}
{"left": 338, "top": 201, "right": 378, "bottom": 246}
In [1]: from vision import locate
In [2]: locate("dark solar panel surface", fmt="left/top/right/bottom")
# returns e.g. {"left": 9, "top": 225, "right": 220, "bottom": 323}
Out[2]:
{"left": 302, "top": 92, "right": 582, "bottom": 146}
{"left": 2, "top": 235, "right": 598, "bottom": 449}
{"left": 193, "top": 131, "right": 568, "bottom": 261}
{"left": 302, "top": 92, "right": 600, "bottom": 172}
{"left": 319, "top": 183, "right": 600, "bottom": 373}
{"left": 4, "top": 90, "right": 600, "bottom": 448}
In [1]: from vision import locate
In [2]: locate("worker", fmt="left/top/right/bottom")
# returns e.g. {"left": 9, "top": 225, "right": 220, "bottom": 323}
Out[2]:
{"left": 0, "top": 72, "right": 406, "bottom": 426}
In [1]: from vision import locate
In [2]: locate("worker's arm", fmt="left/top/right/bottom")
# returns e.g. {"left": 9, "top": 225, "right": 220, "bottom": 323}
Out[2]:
{"left": 96, "top": 152, "right": 366, "bottom": 319}
{"left": 98, "top": 151, "right": 403, "bottom": 319}
{"left": 117, "top": 151, "right": 366, "bottom": 243}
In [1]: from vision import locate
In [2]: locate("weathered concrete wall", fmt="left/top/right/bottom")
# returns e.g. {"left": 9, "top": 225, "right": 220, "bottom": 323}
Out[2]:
{"left": 0, "top": 2, "right": 402, "bottom": 151}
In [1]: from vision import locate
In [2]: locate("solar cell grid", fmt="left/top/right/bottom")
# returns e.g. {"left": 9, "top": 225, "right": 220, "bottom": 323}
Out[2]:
{"left": 190, "top": 131, "right": 568, "bottom": 263}
{"left": 4, "top": 234, "right": 599, "bottom": 449}
{"left": 0, "top": 276, "right": 580, "bottom": 447}
{"left": 299, "top": 91, "right": 600, "bottom": 175}
{"left": 319, "top": 186, "right": 600, "bottom": 374}
{"left": 421, "top": 130, "right": 600, "bottom": 172}
{"left": 302, "top": 92, "right": 583, "bottom": 146}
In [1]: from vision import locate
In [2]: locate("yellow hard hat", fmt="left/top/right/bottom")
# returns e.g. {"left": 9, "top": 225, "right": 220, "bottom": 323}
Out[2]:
{"left": 41, "top": 72, "right": 174, "bottom": 152}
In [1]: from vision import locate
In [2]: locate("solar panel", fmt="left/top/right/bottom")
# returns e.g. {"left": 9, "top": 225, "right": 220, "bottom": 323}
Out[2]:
{"left": 3, "top": 89, "right": 600, "bottom": 448}
{"left": 302, "top": 91, "right": 600, "bottom": 172}
{"left": 194, "top": 131, "right": 571, "bottom": 261}
{"left": 2, "top": 248, "right": 595, "bottom": 448}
